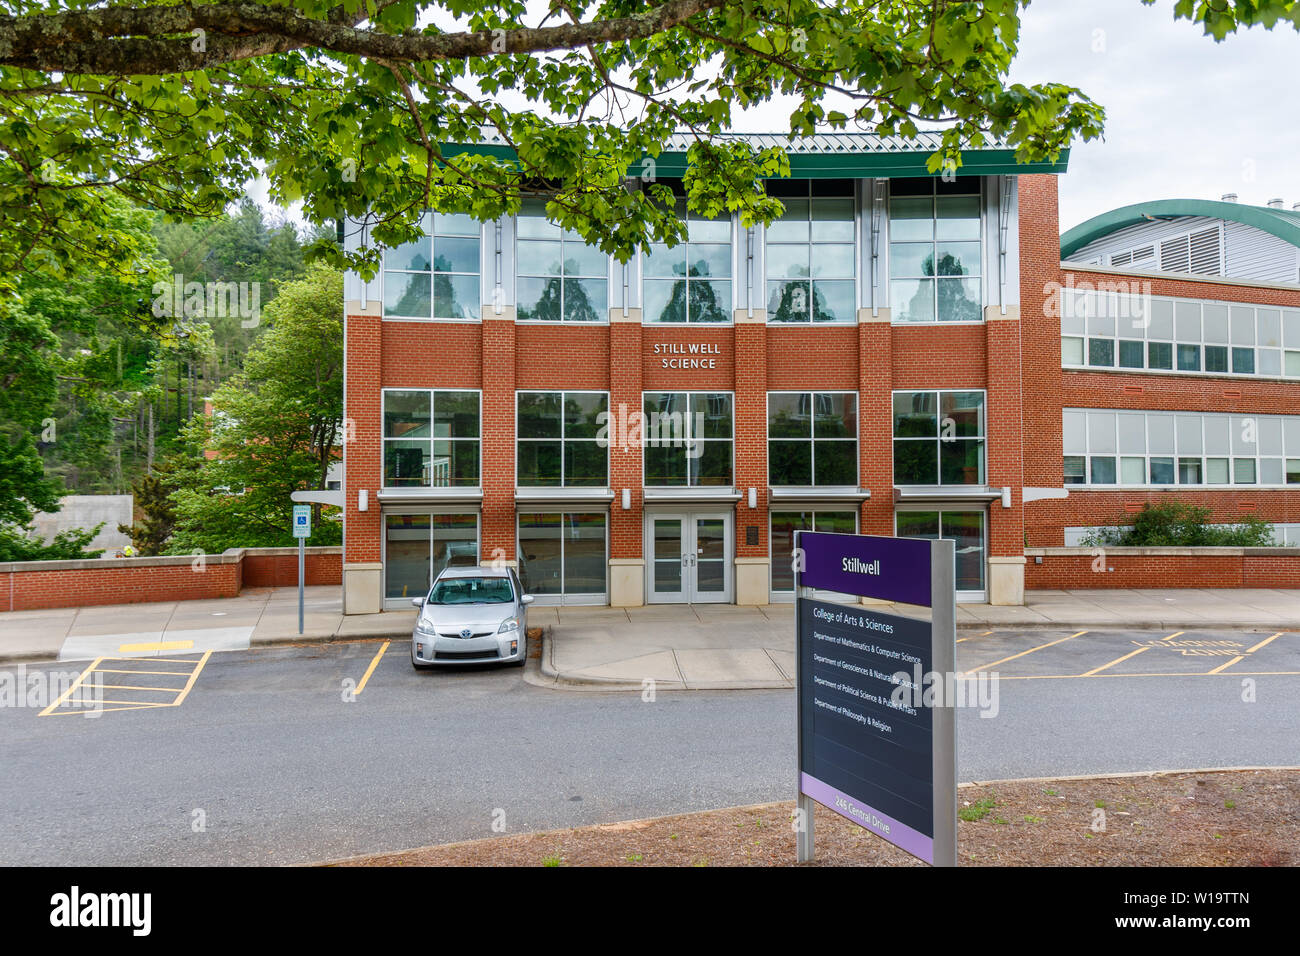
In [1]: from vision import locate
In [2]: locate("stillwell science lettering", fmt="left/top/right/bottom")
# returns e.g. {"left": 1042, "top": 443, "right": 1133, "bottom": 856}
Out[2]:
{"left": 653, "top": 342, "right": 719, "bottom": 369}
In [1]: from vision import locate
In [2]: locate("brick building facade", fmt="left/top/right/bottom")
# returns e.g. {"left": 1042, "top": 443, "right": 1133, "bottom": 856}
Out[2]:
{"left": 338, "top": 134, "right": 1300, "bottom": 614}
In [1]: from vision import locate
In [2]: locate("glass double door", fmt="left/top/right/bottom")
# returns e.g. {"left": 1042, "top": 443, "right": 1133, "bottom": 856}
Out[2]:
{"left": 895, "top": 508, "right": 986, "bottom": 599}
{"left": 647, "top": 513, "right": 732, "bottom": 603}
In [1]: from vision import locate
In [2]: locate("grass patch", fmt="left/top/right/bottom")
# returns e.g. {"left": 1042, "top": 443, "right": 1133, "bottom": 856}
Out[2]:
{"left": 959, "top": 796, "right": 996, "bottom": 822}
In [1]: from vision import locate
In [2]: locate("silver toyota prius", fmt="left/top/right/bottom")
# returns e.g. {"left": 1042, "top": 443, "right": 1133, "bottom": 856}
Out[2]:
{"left": 410, "top": 566, "right": 534, "bottom": 668}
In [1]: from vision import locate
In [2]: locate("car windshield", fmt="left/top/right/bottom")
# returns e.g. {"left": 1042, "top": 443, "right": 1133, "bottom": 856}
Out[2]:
{"left": 428, "top": 576, "right": 514, "bottom": 605}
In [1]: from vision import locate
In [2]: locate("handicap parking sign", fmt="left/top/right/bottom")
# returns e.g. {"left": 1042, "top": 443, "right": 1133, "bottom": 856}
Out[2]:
{"left": 293, "top": 504, "right": 311, "bottom": 538}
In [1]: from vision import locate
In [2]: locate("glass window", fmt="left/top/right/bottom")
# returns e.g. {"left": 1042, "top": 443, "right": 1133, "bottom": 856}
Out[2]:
{"left": 896, "top": 509, "right": 985, "bottom": 592}
{"left": 889, "top": 179, "right": 982, "bottom": 323}
{"left": 1088, "top": 339, "right": 1115, "bottom": 366}
{"left": 385, "top": 513, "right": 479, "bottom": 599}
{"left": 384, "top": 390, "right": 480, "bottom": 487}
{"left": 768, "top": 392, "right": 858, "bottom": 486}
{"left": 769, "top": 510, "right": 857, "bottom": 591}
{"left": 1177, "top": 343, "right": 1201, "bottom": 371}
{"left": 517, "top": 391, "right": 608, "bottom": 487}
{"left": 767, "top": 180, "right": 855, "bottom": 323}
{"left": 384, "top": 212, "right": 481, "bottom": 320}
{"left": 1204, "top": 345, "right": 1228, "bottom": 373}
{"left": 644, "top": 193, "right": 731, "bottom": 323}
{"left": 1090, "top": 456, "right": 1116, "bottom": 484}
{"left": 1063, "top": 456, "right": 1086, "bottom": 484}
{"left": 1062, "top": 336, "right": 1084, "bottom": 365}
{"left": 518, "top": 513, "right": 607, "bottom": 598}
{"left": 644, "top": 392, "right": 733, "bottom": 486}
{"left": 892, "top": 390, "right": 985, "bottom": 485}
{"left": 1118, "top": 340, "right": 1144, "bottom": 368}
{"left": 1148, "top": 341, "right": 1173, "bottom": 370}
{"left": 517, "top": 198, "right": 607, "bottom": 322}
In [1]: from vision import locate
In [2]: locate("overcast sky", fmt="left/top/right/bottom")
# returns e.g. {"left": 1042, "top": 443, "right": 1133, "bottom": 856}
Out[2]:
{"left": 1012, "top": 0, "right": 1300, "bottom": 231}
{"left": 250, "top": 0, "right": 1300, "bottom": 237}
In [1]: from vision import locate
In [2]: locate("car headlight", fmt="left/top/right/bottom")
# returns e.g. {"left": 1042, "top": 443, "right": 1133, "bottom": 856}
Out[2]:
{"left": 416, "top": 618, "right": 437, "bottom": 635}
{"left": 497, "top": 617, "right": 520, "bottom": 634}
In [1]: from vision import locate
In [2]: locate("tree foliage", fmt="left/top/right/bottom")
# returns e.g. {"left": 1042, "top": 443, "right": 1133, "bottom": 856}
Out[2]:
{"left": 166, "top": 264, "right": 343, "bottom": 553}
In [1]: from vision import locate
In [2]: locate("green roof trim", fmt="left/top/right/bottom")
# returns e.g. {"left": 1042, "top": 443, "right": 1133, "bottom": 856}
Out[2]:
{"left": 440, "top": 141, "right": 1070, "bottom": 180}
{"left": 647, "top": 148, "right": 1070, "bottom": 180}
{"left": 1061, "top": 199, "right": 1300, "bottom": 258}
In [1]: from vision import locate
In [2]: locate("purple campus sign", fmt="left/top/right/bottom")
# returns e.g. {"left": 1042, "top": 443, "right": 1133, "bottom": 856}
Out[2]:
{"left": 797, "top": 530, "right": 933, "bottom": 607}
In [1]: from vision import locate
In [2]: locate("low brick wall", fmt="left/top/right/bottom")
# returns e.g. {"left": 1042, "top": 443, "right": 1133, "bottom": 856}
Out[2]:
{"left": 0, "top": 547, "right": 342, "bottom": 611}
{"left": 1025, "top": 547, "right": 1300, "bottom": 590}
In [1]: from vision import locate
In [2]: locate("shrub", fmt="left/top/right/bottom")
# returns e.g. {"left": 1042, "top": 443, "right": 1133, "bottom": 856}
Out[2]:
{"left": 1079, "top": 501, "right": 1276, "bottom": 547}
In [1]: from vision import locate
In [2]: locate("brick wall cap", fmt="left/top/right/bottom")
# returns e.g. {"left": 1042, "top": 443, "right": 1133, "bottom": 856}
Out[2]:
{"left": 1025, "top": 546, "right": 1300, "bottom": 557}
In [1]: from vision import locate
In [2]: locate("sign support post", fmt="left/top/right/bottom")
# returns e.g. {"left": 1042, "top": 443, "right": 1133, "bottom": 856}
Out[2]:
{"left": 292, "top": 504, "right": 312, "bottom": 636}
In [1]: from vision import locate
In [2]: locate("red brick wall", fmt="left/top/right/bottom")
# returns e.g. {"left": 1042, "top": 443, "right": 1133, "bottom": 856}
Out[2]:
{"left": 2, "top": 548, "right": 342, "bottom": 612}
{"left": 1025, "top": 547, "right": 1300, "bottom": 589}
{"left": 1021, "top": 203, "right": 1300, "bottom": 547}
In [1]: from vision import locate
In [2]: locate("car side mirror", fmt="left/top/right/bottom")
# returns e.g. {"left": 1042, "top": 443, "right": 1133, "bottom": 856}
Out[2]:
{"left": 521, "top": 595, "right": 535, "bottom": 605}
{"left": 411, "top": 597, "right": 424, "bottom": 608}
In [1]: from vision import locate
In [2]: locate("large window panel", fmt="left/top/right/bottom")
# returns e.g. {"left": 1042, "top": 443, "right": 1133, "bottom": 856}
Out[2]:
{"left": 765, "top": 180, "right": 855, "bottom": 323}
{"left": 518, "top": 513, "right": 607, "bottom": 599}
{"left": 644, "top": 392, "right": 733, "bottom": 486}
{"left": 383, "top": 212, "right": 481, "bottom": 320}
{"left": 770, "top": 510, "right": 857, "bottom": 591}
{"left": 644, "top": 195, "right": 731, "bottom": 323}
{"left": 383, "top": 390, "right": 480, "bottom": 487}
{"left": 516, "top": 199, "right": 608, "bottom": 322}
{"left": 892, "top": 389, "right": 985, "bottom": 485}
{"left": 516, "top": 391, "right": 609, "bottom": 487}
{"left": 768, "top": 392, "right": 858, "bottom": 486}
{"left": 890, "top": 178, "right": 983, "bottom": 323}
{"left": 1064, "top": 408, "right": 1300, "bottom": 487}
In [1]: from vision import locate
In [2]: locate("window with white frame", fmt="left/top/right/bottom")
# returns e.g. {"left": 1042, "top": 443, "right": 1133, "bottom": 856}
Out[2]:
{"left": 1062, "top": 290, "right": 1300, "bottom": 380}
{"left": 1063, "top": 408, "right": 1300, "bottom": 487}
{"left": 767, "top": 392, "right": 858, "bottom": 486}
{"left": 383, "top": 389, "right": 480, "bottom": 487}
{"left": 643, "top": 392, "right": 733, "bottom": 486}
{"left": 889, "top": 178, "right": 983, "bottom": 323}
{"left": 516, "top": 391, "right": 609, "bottom": 487}
{"left": 764, "top": 179, "right": 855, "bottom": 323}
{"left": 769, "top": 510, "right": 857, "bottom": 592}
{"left": 643, "top": 190, "right": 731, "bottom": 323}
{"left": 516, "top": 198, "right": 608, "bottom": 322}
{"left": 892, "top": 390, "right": 986, "bottom": 485}
{"left": 383, "top": 212, "right": 481, "bottom": 320}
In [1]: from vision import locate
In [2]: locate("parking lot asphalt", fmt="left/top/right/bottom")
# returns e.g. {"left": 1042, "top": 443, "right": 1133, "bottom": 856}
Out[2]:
{"left": 0, "top": 624, "right": 1296, "bottom": 864}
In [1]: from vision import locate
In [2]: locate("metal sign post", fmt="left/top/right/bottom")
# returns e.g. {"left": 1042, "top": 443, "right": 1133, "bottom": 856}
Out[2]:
{"left": 794, "top": 530, "right": 957, "bottom": 867}
{"left": 292, "top": 504, "right": 311, "bottom": 635}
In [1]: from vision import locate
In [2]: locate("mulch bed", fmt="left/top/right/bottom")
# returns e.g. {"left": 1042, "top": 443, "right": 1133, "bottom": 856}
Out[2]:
{"left": 328, "top": 768, "right": 1298, "bottom": 867}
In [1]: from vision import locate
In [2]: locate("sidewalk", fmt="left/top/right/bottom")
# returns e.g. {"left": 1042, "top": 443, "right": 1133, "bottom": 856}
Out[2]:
{"left": 2, "top": 586, "right": 1295, "bottom": 674}
{"left": 529, "top": 588, "right": 1300, "bottom": 690}
{"left": 0, "top": 587, "right": 415, "bottom": 663}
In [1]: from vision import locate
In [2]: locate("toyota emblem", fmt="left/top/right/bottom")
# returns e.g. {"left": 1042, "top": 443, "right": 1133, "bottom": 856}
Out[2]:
{"left": 460, "top": 628, "right": 472, "bottom": 638}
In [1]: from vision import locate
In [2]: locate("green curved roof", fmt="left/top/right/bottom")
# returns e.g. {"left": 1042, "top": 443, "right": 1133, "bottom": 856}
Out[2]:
{"left": 1061, "top": 199, "right": 1300, "bottom": 258}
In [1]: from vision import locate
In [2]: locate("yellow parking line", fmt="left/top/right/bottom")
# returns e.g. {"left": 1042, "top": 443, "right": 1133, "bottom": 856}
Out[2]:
{"left": 95, "top": 668, "right": 193, "bottom": 676}
{"left": 43, "top": 703, "right": 168, "bottom": 715}
{"left": 117, "top": 640, "right": 194, "bottom": 653}
{"left": 99, "top": 684, "right": 185, "bottom": 692}
{"left": 1245, "top": 632, "right": 1284, "bottom": 654}
{"left": 966, "top": 631, "right": 1088, "bottom": 673}
{"left": 1207, "top": 656, "right": 1245, "bottom": 675}
{"left": 38, "top": 657, "right": 104, "bottom": 717}
{"left": 169, "top": 651, "right": 211, "bottom": 706}
{"left": 1082, "top": 645, "right": 1149, "bottom": 676}
{"left": 354, "top": 642, "right": 390, "bottom": 696}
{"left": 1164, "top": 631, "right": 1185, "bottom": 641}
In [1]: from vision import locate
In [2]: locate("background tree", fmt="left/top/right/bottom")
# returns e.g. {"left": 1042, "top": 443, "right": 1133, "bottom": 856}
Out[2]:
{"left": 167, "top": 265, "right": 344, "bottom": 553}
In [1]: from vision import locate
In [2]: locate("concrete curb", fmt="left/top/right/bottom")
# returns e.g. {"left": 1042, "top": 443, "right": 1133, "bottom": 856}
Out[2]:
{"left": 534, "top": 627, "right": 795, "bottom": 692}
